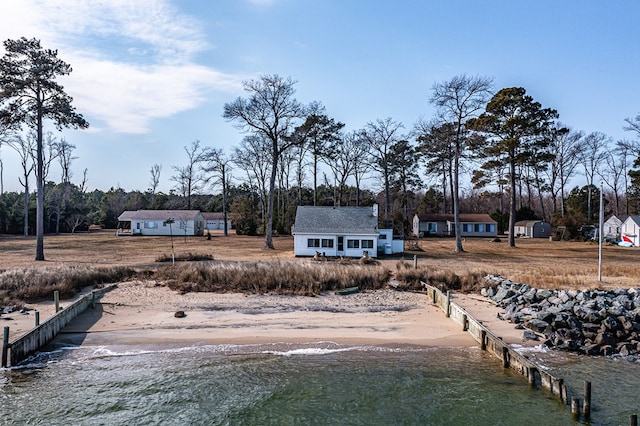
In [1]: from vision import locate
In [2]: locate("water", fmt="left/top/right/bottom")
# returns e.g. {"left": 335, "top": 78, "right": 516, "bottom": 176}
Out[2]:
{"left": 518, "top": 345, "right": 640, "bottom": 426}
{"left": 0, "top": 337, "right": 585, "bottom": 426}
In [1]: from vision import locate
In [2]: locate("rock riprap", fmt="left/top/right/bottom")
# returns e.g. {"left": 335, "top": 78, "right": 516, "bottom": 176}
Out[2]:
{"left": 482, "top": 275, "right": 640, "bottom": 358}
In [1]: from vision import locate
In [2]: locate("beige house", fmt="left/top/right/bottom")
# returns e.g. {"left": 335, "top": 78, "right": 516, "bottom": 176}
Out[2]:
{"left": 117, "top": 210, "right": 205, "bottom": 236}
{"left": 412, "top": 213, "right": 498, "bottom": 238}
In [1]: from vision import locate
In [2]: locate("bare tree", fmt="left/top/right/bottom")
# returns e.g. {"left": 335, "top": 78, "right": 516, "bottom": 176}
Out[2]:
{"left": 577, "top": 132, "right": 610, "bottom": 222}
{"left": 223, "top": 74, "right": 306, "bottom": 249}
{"left": 429, "top": 74, "right": 493, "bottom": 252}
{"left": 600, "top": 141, "right": 632, "bottom": 215}
{"left": 361, "top": 117, "right": 404, "bottom": 219}
{"left": 203, "top": 148, "right": 232, "bottom": 236}
{"left": 233, "top": 134, "right": 272, "bottom": 230}
{"left": 6, "top": 134, "right": 35, "bottom": 236}
{"left": 171, "top": 140, "right": 207, "bottom": 209}
{"left": 624, "top": 113, "right": 640, "bottom": 138}
{"left": 56, "top": 138, "right": 76, "bottom": 184}
{"left": 148, "top": 163, "right": 162, "bottom": 193}
{"left": 544, "top": 127, "right": 581, "bottom": 217}
{"left": 325, "top": 133, "right": 357, "bottom": 206}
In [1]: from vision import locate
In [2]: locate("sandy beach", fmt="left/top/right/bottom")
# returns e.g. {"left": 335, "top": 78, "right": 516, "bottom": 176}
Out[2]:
{"left": 5, "top": 281, "right": 535, "bottom": 350}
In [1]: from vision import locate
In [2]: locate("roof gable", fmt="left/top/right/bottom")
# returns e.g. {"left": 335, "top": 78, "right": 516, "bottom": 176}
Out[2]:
{"left": 293, "top": 206, "right": 378, "bottom": 234}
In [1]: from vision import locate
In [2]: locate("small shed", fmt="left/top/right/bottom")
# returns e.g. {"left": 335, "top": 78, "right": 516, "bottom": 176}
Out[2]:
{"left": 514, "top": 220, "right": 552, "bottom": 238}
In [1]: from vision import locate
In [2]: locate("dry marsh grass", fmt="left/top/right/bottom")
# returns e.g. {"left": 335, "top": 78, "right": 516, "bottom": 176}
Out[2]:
{"left": 155, "top": 261, "right": 391, "bottom": 296}
{"left": 0, "top": 265, "right": 137, "bottom": 304}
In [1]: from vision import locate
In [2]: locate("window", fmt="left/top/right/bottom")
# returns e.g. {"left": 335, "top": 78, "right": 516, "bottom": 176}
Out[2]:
{"left": 179, "top": 221, "right": 186, "bottom": 230}
{"left": 462, "top": 224, "right": 472, "bottom": 233}
{"left": 347, "top": 239, "right": 359, "bottom": 249}
{"left": 474, "top": 224, "right": 484, "bottom": 232}
{"left": 362, "top": 240, "right": 374, "bottom": 249}
{"left": 486, "top": 224, "right": 496, "bottom": 233}
{"left": 379, "top": 234, "right": 387, "bottom": 240}
{"left": 307, "top": 238, "right": 320, "bottom": 248}
{"left": 427, "top": 222, "right": 437, "bottom": 233}
{"left": 321, "top": 239, "right": 334, "bottom": 248}
{"left": 144, "top": 221, "right": 157, "bottom": 229}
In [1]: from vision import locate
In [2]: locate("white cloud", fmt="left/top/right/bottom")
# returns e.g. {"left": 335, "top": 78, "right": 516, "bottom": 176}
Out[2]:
{"left": 0, "top": 0, "right": 245, "bottom": 134}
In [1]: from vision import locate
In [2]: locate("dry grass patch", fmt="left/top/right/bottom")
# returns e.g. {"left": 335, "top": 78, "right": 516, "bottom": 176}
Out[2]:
{"left": 394, "top": 262, "right": 488, "bottom": 293}
{"left": 0, "top": 265, "right": 137, "bottom": 304}
{"left": 155, "top": 261, "right": 391, "bottom": 296}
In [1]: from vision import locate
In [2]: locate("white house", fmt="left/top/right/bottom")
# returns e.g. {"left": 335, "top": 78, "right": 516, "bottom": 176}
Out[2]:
{"left": 603, "top": 214, "right": 627, "bottom": 239}
{"left": 292, "top": 204, "right": 401, "bottom": 258}
{"left": 620, "top": 216, "right": 640, "bottom": 247}
{"left": 202, "top": 212, "right": 232, "bottom": 231}
{"left": 412, "top": 213, "right": 498, "bottom": 238}
{"left": 117, "top": 210, "right": 205, "bottom": 236}
{"left": 514, "top": 220, "right": 552, "bottom": 238}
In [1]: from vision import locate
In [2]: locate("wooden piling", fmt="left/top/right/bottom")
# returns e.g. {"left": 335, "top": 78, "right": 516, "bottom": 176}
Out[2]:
{"left": 571, "top": 396, "right": 580, "bottom": 418}
{"left": 2, "top": 326, "right": 9, "bottom": 368}
{"left": 583, "top": 381, "right": 591, "bottom": 421}
{"left": 462, "top": 314, "right": 468, "bottom": 331}
{"left": 35, "top": 311, "right": 40, "bottom": 327}
{"left": 502, "top": 345, "right": 509, "bottom": 368}
{"left": 528, "top": 367, "right": 537, "bottom": 386}
{"left": 413, "top": 255, "right": 417, "bottom": 269}
{"left": 54, "top": 290, "right": 60, "bottom": 312}
{"left": 446, "top": 291, "right": 451, "bottom": 317}
{"left": 480, "top": 330, "right": 487, "bottom": 350}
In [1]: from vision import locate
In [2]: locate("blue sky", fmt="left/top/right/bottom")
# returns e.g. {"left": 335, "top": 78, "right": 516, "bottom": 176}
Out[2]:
{"left": 0, "top": 0, "right": 638, "bottom": 194}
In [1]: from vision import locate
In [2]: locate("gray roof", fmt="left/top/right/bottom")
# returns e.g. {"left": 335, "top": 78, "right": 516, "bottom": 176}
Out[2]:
{"left": 118, "top": 210, "right": 203, "bottom": 221}
{"left": 293, "top": 206, "right": 378, "bottom": 235}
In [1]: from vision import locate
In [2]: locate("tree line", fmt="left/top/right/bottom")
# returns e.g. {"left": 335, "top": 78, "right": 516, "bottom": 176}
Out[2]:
{"left": 2, "top": 38, "right": 640, "bottom": 258}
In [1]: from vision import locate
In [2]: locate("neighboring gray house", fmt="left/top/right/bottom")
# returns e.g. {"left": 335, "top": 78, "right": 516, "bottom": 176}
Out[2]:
{"left": 202, "top": 212, "right": 232, "bottom": 231}
{"left": 412, "top": 213, "right": 498, "bottom": 238}
{"left": 117, "top": 210, "right": 205, "bottom": 236}
{"left": 292, "top": 204, "right": 401, "bottom": 257}
{"left": 620, "top": 216, "right": 640, "bottom": 247}
{"left": 514, "top": 220, "right": 552, "bottom": 238}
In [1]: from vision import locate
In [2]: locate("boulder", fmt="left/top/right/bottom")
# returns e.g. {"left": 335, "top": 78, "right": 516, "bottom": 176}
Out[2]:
{"left": 526, "top": 318, "right": 551, "bottom": 333}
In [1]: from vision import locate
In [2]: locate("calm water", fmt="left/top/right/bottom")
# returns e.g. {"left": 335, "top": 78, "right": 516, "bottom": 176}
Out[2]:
{"left": 0, "top": 336, "right": 589, "bottom": 426}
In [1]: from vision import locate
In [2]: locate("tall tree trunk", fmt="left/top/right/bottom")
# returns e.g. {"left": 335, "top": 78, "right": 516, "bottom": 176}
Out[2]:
{"left": 23, "top": 184, "right": 29, "bottom": 237}
{"left": 264, "top": 148, "right": 278, "bottom": 250}
{"left": 35, "top": 101, "right": 45, "bottom": 261}
{"left": 222, "top": 167, "right": 228, "bottom": 237}
{"left": 508, "top": 157, "right": 517, "bottom": 248}
{"left": 453, "top": 151, "right": 464, "bottom": 252}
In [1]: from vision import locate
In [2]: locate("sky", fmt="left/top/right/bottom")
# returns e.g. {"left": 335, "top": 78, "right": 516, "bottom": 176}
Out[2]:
{"left": 0, "top": 0, "right": 639, "bottom": 194}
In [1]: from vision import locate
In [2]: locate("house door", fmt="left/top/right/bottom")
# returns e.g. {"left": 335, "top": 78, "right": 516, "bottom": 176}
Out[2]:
{"left": 337, "top": 236, "right": 344, "bottom": 254}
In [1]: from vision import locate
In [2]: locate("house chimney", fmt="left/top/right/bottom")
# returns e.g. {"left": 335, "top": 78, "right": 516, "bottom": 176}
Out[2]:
{"left": 372, "top": 204, "right": 378, "bottom": 217}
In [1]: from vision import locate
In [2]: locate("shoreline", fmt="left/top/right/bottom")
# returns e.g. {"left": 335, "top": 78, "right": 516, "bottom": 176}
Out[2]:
{"left": 6, "top": 281, "right": 537, "bottom": 352}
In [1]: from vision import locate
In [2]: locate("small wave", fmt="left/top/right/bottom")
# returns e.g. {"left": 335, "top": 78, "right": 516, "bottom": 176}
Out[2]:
{"left": 264, "top": 347, "right": 356, "bottom": 356}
